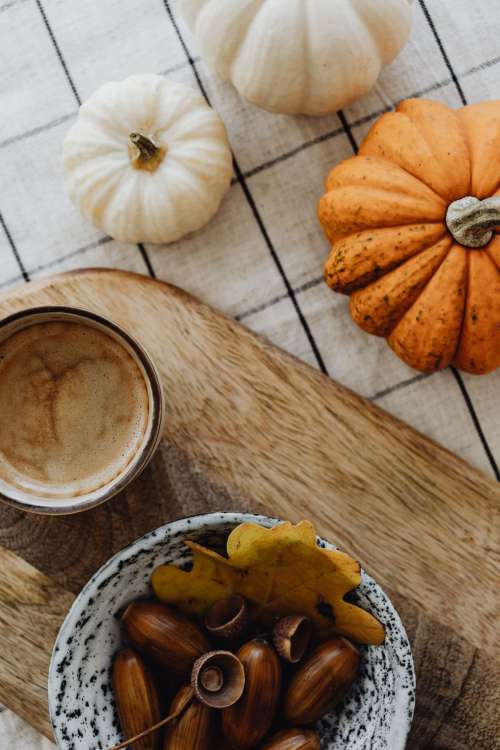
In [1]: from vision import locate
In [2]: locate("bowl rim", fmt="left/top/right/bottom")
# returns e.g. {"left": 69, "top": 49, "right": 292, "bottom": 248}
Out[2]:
{"left": 48, "top": 511, "right": 416, "bottom": 747}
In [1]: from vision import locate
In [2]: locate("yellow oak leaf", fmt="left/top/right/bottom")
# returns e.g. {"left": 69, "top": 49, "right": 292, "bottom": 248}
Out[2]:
{"left": 151, "top": 521, "right": 384, "bottom": 646}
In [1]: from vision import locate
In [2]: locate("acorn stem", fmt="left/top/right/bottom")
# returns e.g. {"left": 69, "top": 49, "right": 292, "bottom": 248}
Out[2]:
{"left": 105, "top": 686, "right": 194, "bottom": 750}
{"left": 128, "top": 132, "right": 166, "bottom": 172}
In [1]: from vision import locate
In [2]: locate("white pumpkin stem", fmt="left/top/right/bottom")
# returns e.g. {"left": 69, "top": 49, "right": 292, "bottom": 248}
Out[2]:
{"left": 129, "top": 132, "right": 166, "bottom": 173}
{"left": 446, "top": 196, "right": 500, "bottom": 248}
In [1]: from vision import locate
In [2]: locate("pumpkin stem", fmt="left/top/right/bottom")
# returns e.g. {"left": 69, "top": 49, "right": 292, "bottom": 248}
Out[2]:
{"left": 446, "top": 196, "right": 500, "bottom": 248}
{"left": 129, "top": 132, "right": 166, "bottom": 173}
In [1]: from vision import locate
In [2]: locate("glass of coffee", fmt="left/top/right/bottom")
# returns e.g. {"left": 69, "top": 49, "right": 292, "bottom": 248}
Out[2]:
{"left": 0, "top": 306, "right": 164, "bottom": 514}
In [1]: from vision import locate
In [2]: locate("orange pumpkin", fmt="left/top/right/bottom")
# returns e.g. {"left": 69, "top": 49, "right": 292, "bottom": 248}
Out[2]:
{"left": 319, "top": 98, "right": 500, "bottom": 374}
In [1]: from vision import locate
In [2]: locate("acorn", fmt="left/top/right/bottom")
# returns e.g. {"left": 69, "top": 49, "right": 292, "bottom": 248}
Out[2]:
{"left": 205, "top": 594, "right": 249, "bottom": 640}
{"left": 112, "top": 647, "right": 161, "bottom": 750}
{"left": 216, "top": 738, "right": 234, "bottom": 750}
{"left": 163, "top": 685, "right": 213, "bottom": 750}
{"left": 284, "top": 637, "right": 360, "bottom": 725}
{"left": 272, "top": 615, "right": 312, "bottom": 663}
{"left": 222, "top": 639, "right": 282, "bottom": 749}
{"left": 192, "top": 650, "right": 245, "bottom": 708}
{"left": 259, "top": 728, "right": 321, "bottom": 750}
{"left": 122, "top": 600, "right": 210, "bottom": 678}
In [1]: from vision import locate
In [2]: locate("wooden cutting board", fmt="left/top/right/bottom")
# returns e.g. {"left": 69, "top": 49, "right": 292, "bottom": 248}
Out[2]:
{"left": 0, "top": 269, "right": 498, "bottom": 749}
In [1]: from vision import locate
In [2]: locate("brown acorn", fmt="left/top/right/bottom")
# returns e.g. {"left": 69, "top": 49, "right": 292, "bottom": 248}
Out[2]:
{"left": 163, "top": 685, "right": 213, "bottom": 750}
{"left": 122, "top": 600, "right": 210, "bottom": 678}
{"left": 259, "top": 728, "right": 321, "bottom": 750}
{"left": 214, "top": 735, "right": 235, "bottom": 750}
{"left": 112, "top": 647, "right": 161, "bottom": 750}
{"left": 222, "top": 639, "right": 282, "bottom": 749}
{"left": 284, "top": 637, "right": 360, "bottom": 725}
{"left": 205, "top": 594, "right": 249, "bottom": 640}
{"left": 192, "top": 650, "right": 245, "bottom": 708}
{"left": 272, "top": 615, "right": 312, "bottom": 663}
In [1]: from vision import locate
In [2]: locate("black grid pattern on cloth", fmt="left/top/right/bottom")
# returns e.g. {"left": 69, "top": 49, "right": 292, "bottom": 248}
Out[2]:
{"left": 0, "top": 211, "right": 29, "bottom": 282}
{"left": 162, "top": 0, "right": 329, "bottom": 375}
{"left": 2, "top": 50, "right": 500, "bottom": 289}
{"left": 31, "top": 0, "right": 157, "bottom": 281}
{"left": 23, "top": 0, "right": 160, "bottom": 282}
{"left": 1, "top": 52, "right": 500, "bottom": 158}
{"left": 416, "top": 0, "right": 499, "bottom": 480}
{"left": 0, "top": 0, "right": 498, "bottom": 480}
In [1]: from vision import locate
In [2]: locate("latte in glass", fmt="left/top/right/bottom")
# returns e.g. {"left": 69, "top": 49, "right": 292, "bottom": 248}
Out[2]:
{"left": 0, "top": 308, "right": 164, "bottom": 514}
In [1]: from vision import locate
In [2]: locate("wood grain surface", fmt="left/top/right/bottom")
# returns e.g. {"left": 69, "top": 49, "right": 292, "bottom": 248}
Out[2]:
{"left": 0, "top": 546, "right": 74, "bottom": 739}
{"left": 0, "top": 269, "right": 498, "bottom": 748}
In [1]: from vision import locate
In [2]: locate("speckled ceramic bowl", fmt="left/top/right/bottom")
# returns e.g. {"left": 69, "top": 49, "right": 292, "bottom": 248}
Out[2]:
{"left": 49, "top": 513, "right": 415, "bottom": 750}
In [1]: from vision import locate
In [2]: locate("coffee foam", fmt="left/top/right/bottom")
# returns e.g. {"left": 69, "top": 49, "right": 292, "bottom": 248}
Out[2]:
{"left": 0, "top": 321, "right": 150, "bottom": 499}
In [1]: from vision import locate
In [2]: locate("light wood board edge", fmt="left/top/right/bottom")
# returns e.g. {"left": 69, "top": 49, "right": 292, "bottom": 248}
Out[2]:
{"left": 0, "top": 546, "right": 74, "bottom": 740}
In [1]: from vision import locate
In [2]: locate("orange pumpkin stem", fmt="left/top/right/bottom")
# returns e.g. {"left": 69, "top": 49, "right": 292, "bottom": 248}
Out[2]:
{"left": 446, "top": 196, "right": 500, "bottom": 248}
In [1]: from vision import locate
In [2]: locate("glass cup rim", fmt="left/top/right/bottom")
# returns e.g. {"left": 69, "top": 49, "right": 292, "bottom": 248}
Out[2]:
{"left": 0, "top": 305, "right": 165, "bottom": 515}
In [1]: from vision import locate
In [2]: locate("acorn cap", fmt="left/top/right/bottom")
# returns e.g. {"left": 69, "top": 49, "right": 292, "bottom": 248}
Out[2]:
{"left": 272, "top": 615, "right": 312, "bottom": 663}
{"left": 191, "top": 650, "right": 245, "bottom": 709}
{"left": 204, "top": 594, "right": 249, "bottom": 639}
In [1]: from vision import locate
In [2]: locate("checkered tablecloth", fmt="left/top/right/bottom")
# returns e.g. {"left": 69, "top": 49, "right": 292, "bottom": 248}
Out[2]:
{"left": 1, "top": 0, "right": 499, "bottom": 747}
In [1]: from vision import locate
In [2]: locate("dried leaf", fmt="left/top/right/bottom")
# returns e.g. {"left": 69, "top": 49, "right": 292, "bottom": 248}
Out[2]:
{"left": 151, "top": 521, "right": 384, "bottom": 646}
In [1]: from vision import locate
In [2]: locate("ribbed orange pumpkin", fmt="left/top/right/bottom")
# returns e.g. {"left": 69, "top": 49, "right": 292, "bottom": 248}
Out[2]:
{"left": 319, "top": 98, "right": 500, "bottom": 374}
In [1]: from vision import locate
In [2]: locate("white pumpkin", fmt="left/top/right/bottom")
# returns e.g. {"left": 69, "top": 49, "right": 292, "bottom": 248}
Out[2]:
{"left": 181, "top": 0, "right": 413, "bottom": 116}
{"left": 63, "top": 75, "right": 233, "bottom": 244}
